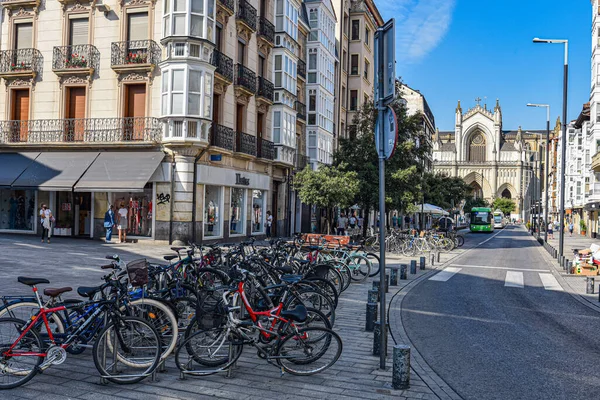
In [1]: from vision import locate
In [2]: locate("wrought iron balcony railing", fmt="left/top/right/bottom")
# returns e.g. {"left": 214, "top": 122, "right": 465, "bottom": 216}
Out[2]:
{"left": 52, "top": 44, "right": 100, "bottom": 71}
{"left": 236, "top": 0, "right": 257, "bottom": 31}
{"left": 295, "top": 153, "right": 309, "bottom": 170}
{"left": 258, "top": 17, "right": 275, "bottom": 44}
{"left": 0, "top": 48, "right": 42, "bottom": 76}
{"left": 218, "top": 0, "right": 234, "bottom": 14}
{"left": 297, "top": 59, "right": 306, "bottom": 79}
{"left": 236, "top": 131, "right": 257, "bottom": 156}
{"left": 111, "top": 40, "right": 161, "bottom": 69}
{"left": 295, "top": 101, "right": 306, "bottom": 121}
{"left": 210, "top": 123, "right": 235, "bottom": 151}
{"left": 235, "top": 63, "right": 257, "bottom": 93}
{"left": 0, "top": 117, "right": 162, "bottom": 144}
{"left": 257, "top": 77, "right": 274, "bottom": 101}
{"left": 211, "top": 50, "right": 234, "bottom": 82}
{"left": 258, "top": 138, "right": 274, "bottom": 160}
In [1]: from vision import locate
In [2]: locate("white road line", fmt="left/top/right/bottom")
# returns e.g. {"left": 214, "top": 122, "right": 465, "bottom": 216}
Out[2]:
{"left": 68, "top": 252, "right": 88, "bottom": 256}
{"left": 429, "top": 267, "right": 462, "bottom": 282}
{"left": 450, "top": 264, "right": 550, "bottom": 273}
{"left": 14, "top": 243, "right": 45, "bottom": 249}
{"left": 539, "top": 273, "right": 564, "bottom": 291}
{"left": 477, "top": 229, "right": 505, "bottom": 246}
{"left": 504, "top": 271, "right": 524, "bottom": 288}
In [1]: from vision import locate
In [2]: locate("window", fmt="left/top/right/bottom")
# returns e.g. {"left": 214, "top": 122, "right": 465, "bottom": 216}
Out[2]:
{"left": 238, "top": 40, "right": 245, "bottom": 64}
{"left": 308, "top": 94, "right": 316, "bottom": 111}
{"left": 204, "top": 185, "right": 223, "bottom": 237}
{"left": 190, "top": 0, "right": 204, "bottom": 37}
{"left": 350, "top": 54, "right": 358, "bottom": 75}
{"left": 364, "top": 93, "right": 369, "bottom": 106}
{"left": 171, "top": 69, "right": 185, "bottom": 114}
{"left": 273, "top": 111, "right": 281, "bottom": 143}
{"left": 274, "top": 54, "right": 297, "bottom": 93}
{"left": 14, "top": 22, "right": 33, "bottom": 50}
{"left": 342, "top": 50, "right": 347, "bottom": 72}
{"left": 173, "top": 0, "right": 186, "bottom": 35}
{"left": 215, "top": 24, "right": 222, "bottom": 50}
{"left": 164, "top": 0, "right": 214, "bottom": 40}
{"left": 365, "top": 27, "right": 370, "bottom": 46}
{"left": 351, "top": 20, "right": 359, "bottom": 40}
{"left": 275, "top": 0, "right": 298, "bottom": 40}
{"left": 341, "top": 86, "right": 346, "bottom": 108}
{"left": 69, "top": 18, "right": 89, "bottom": 46}
{"left": 127, "top": 12, "right": 148, "bottom": 42}
{"left": 0, "top": 189, "right": 35, "bottom": 231}
{"left": 188, "top": 70, "right": 201, "bottom": 115}
{"left": 230, "top": 188, "right": 246, "bottom": 235}
{"left": 350, "top": 90, "right": 357, "bottom": 111}
{"left": 364, "top": 59, "right": 369, "bottom": 81}
{"left": 252, "top": 190, "right": 265, "bottom": 233}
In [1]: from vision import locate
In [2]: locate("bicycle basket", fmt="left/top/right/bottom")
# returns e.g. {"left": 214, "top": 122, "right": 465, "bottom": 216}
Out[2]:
{"left": 126, "top": 259, "right": 149, "bottom": 287}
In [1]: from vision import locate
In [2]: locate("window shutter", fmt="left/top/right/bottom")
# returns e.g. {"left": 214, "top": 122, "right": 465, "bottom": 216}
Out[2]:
{"left": 128, "top": 13, "right": 148, "bottom": 42}
{"left": 69, "top": 19, "right": 89, "bottom": 46}
{"left": 15, "top": 23, "right": 33, "bottom": 49}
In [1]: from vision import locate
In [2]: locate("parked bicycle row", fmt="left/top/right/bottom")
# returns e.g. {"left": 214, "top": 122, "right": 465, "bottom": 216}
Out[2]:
{"left": 0, "top": 234, "right": 385, "bottom": 389}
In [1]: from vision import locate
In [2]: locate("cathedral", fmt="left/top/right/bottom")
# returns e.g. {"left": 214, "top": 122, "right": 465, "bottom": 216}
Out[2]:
{"left": 432, "top": 99, "right": 543, "bottom": 219}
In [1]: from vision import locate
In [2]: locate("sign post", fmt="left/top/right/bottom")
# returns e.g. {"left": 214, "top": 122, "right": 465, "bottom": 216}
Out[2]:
{"left": 374, "top": 19, "right": 395, "bottom": 370}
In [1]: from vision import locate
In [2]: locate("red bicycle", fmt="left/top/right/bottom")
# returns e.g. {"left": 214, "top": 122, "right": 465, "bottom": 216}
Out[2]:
{"left": 175, "top": 268, "right": 342, "bottom": 376}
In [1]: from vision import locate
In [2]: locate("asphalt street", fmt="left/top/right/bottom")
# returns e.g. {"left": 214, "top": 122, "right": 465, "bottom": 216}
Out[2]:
{"left": 402, "top": 225, "right": 600, "bottom": 400}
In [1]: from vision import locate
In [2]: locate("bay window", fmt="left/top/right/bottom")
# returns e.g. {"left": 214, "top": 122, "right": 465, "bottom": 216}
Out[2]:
{"left": 163, "top": 0, "right": 215, "bottom": 41}
{"left": 273, "top": 53, "right": 296, "bottom": 94}
{"left": 161, "top": 66, "right": 213, "bottom": 118}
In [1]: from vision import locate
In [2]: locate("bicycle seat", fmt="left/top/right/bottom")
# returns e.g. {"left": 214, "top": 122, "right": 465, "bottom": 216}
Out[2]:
{"left": 77, "top": 286, "right": 102, "bottom": 298}
{"left": 43, "top": 287, "right": 72, "bottom": 297}
{"left": 171, "top": 247, "right": 185, "bottom": 252}
{"left": 163, "top": 255, "right": 178, "bottom": 261}
{"left": 280, "top": 305, "right": 308, "bottom": 322}
{"left": 18, "top": 277, "right": 50, "bottom": 286}
{"left": 280, "top": 274, "right": 303, "bottom": 284}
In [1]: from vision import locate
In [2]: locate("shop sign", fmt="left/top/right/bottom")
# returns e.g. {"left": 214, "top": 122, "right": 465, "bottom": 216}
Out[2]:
{"left": 235, "top": 174, "right": 250, "bottom": 186}
{"left": 61, "top": 203, "right": 71, "bottom": 211}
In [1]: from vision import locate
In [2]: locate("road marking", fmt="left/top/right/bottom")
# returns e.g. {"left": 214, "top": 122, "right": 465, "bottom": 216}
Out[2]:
{"left": 504, "top": 271, "right": 524, "bottom": 288}
{"left": 539, "top": 273, "right": 563, "bottom": 291}
{"left": 429, "top": 267, "right": 462, "bottom": 282}
{"left": 477, "top": 229, "right": 505, "bottom": 246}
{"left": 68, "top": 252, "right": 87, "bottom": 256}
{"left": 14, "top": 243, "right": 45, "bottom": 249}
{"left": 450, "top": 264, "right": 550, "bottom": 272}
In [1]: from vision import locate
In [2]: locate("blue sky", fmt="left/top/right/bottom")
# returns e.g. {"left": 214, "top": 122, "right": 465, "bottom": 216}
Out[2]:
{"left": 377, "top": 0, "right": 591, "bottom": 131}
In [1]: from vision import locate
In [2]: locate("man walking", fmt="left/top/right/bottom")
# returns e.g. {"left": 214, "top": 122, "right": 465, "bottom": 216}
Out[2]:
{"left": 104, "top": 205, "right": 116, "bottom": 243}
{"left": 266, "top": 210, "right": 273, "bottom": 238}
{"left": 337, "top": 213, "right": 348, "bottom": 235}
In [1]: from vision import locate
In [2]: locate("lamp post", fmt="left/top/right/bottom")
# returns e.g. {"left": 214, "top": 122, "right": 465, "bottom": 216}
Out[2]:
{"left": 533, "top": 37, "right": 568, "bottom": 260}
{"left": 527, "top": 104, "right": 550, "bottom": 242}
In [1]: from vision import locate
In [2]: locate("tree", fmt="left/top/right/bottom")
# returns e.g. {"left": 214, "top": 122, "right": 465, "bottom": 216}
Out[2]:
{"left": 492, "top": 198, "right": 516, "bottom": 216}
{"left": 294, "top": 164, "right": 360, "bottom": 234}
{"left": 423, "top": 173, "right": 472, "bottom": 210}
{"left": 463, "top": 197, "right": 489, "bottom": 213}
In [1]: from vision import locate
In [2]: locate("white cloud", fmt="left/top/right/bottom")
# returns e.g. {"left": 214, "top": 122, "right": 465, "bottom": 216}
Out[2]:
{"left": 378, "top": 0, "right": 456, "bottom": 64}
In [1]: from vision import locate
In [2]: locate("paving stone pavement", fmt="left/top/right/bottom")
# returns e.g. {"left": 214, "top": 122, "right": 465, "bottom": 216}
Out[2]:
{"left": 0, "top": 233, "right": 472, "bottom": 399}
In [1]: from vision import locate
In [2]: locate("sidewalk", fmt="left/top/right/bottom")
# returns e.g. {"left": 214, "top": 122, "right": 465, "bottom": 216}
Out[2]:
{"left": 0, "top": 233, "right": 471, "bottom": 400}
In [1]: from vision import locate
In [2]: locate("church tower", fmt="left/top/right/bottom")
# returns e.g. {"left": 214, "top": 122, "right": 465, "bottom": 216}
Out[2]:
{"left": 455, "top": 100, "right": 463, "bottom": 160}
{"left": 494, "top": 99, "right": 503, "bottom": 159}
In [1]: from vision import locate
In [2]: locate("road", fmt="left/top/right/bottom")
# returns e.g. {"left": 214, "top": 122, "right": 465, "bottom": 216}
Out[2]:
{"left": 402, "top": 225, "right": 600, "bottom": 400}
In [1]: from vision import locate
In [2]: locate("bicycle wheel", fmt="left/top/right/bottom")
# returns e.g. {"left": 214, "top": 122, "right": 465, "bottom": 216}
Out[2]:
{"left": 275, "top": 327, "right": 342, "bottom": 376}
{"left": 456, "top": 235, "right": 465, "bottom": 247}
{"left": 336, "top": 263, "right": 352, "bottom": 292}
{"left": 347, "top": 255, "right": 371, "bottom": 282}
{"left": 92, "top": 316, "right": 162, "bottom": 385}
{"left": 286, "top": 289, "right": 335, "bottom": 326}
{"left": 0, "top": 318, "right": 43, "bottom": 389}
{"left": 0, "top": 302, "right": 65, "bottom": 339}
{"left": 401, "top": 241, "right": 415, "bottom": 257}
{"left": 366, "top": 253, "right": 380, "bottom": 277}
{"left": 175, "top": 327, "right": 243, "bottom": 375}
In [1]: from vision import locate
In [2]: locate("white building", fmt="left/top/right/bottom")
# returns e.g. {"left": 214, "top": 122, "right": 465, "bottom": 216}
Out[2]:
{"left": 400, "top": 83, "right": 435, "bottom": 171}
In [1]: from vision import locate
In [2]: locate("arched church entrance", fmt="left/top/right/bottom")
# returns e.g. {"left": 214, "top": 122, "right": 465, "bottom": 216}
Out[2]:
{"left": 501, "top": 188, "right": 512, "bottom": 199}
{"left": 471, "top": 182, "right": 483, "bottom": 199}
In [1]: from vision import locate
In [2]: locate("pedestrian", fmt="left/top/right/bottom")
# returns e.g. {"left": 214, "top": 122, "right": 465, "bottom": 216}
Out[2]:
{"left": 404, "top": 215, "right": 410, "bottom": 229}
{"left": 349, "top": 213, "right": 357, "bottom": 229}
{"left": 337, "top": 213, "right": 347, "bottom": 235}
{"left": 569, "top": 221, "right": 574, "bottom": 237}
{"left": 39, "top": 204, "right": 53, "bottom": 244}
{"left": 104, "top": 205, "right": 116, "bottom": 243}
{"left": 547, "top": 222, "right": 554, "bottom": 240}
{"left": 117, "top": 202, "right": 128, "bottom": 243}
{"left": 392, "top": 213, "right": 398, "bottom": 229}
{"left": 266, "top": 210, "right": 273, "bottom": 238}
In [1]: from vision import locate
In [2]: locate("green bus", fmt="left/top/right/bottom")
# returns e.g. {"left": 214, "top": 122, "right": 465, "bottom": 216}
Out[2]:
{"left": 470, "top": 207, "right": 494, "bottom": 232}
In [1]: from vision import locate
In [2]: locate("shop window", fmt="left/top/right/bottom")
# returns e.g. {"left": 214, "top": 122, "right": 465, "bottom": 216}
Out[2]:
{"left": 204, "top": 185, "right": 222, "bottom": 237}
{"left": 0, "top": 189, "right": 34, "bottom": 231}
{"left": 230, "top": 187, "right": 246, "bottom": 235}
{"left": 112, "top": 183, "right": 153, "bottom": 237}
{"left": 252, "top": 190, "right": 265, "bottom": 233}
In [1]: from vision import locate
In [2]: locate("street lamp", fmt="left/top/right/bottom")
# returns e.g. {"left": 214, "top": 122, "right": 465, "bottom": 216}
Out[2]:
{"left": 527, "top": 104, "right": 550, "bottom": 242}
{"left": 533, "top": 37, "right": 568, "bottom": 263}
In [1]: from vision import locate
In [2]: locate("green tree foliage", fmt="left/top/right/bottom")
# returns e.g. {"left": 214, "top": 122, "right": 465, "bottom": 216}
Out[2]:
{"left": 463, "top": 197, "right": 489, "bottom": 213}
{"left": 491, "top": 197, "right": 516, "bottom": 216}
{"left": 423, "top": 173, "right": 472, "bottom": 209}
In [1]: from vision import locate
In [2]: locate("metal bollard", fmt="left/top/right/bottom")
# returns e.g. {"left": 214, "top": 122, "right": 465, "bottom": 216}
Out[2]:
{"left": 372, "top": 282, "right": 381, "bottom": 302}
{"left": 366, "top": 302, "right": 378, "bottom": 331}
{"left": 368, "top": 289, "right": 379, "bottom": 303}
{"left": 410, "top": 260, "right": 417, "bottom": 274}
{"left": 436, "top": 251, "right": 441, "bottom": 263}
{"left": 400, "top": 264, "right": 408, "bottom": 280}
{"left": 565, "top": 259, "right": 571, "bottom": 274}
{"left": 587, "top": 277, "right": 595, "bottom": 294}
{"left": 385, "top": 274, "right": 389, "bottom": 293}
{"left": 392, "top": 345, "right": 411, "bottom": 390}
{"left": 430, "top": 252, "right": 435, "bottom": 266}
{"left": 390, "top": 268, "right": 399, "bottom": 286}
{"left": 373, "top": 321, "right": 387, "bottom": 356}
{"left": 419, "top": 256, "right": 426, "bottom": 270}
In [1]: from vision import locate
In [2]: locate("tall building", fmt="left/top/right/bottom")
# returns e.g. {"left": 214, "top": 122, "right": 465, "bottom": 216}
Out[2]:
{"left": 399, "top": 83, "right": 435, "bottom": 171}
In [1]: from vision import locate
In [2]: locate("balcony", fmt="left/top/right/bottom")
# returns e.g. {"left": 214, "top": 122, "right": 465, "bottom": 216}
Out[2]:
{"left": 217, "top": 0, "right": 234, "bottom": 16}
{"left": 236, "top": 0, "right": 257, "bottom": 32}
{"left": 295, "top": 153, "right": 309, "bottom": 170}
{"left": 0, "top": 117, "right": 161, "bottom": 147}
{"left": 295, "top": 101, "right": 306, "bottom": 122}
{"left": 235, "top": 63, "right": 257, "bottom": 95}
{"left": 258, "top": 138, "right": 274, "bottom": 160}
{"left": 592, "top": 151, "right": 600, "bottom": 172}
{"left": 0, "top": 0, "right": 40, "bottom": 12}
{"left": 111, "top": 40, "right": 161, "bottom": 74}
{"left": 0, "top": 49, "right": 43, "bottom": 79}
{"left": 257, "top": 17, "right": 275, "bottom": 47}
{"left": 52, "top": 45, "right": 99, "bottom": 77}
{"left": 297, "top": 59, "right": 306, "bottom": 80}
{"left": 211, "top": 50, "right": 234, "bottom": 83}
{"left": 256, "top": 76, "right": 274, "bottom": 103}
{"left": 210, "top": 123, "right": 235, "bottom": 152}
{"left": 235, "top": 131, "right": 257, "bottom": 157}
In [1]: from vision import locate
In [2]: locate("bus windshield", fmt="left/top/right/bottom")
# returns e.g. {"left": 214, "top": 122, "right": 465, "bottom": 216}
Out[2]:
{"left": 494, "top": 215, "right": 502, "bottom": 223}
{"left": 471, "top": 211, "right": 491, "bottom": 225}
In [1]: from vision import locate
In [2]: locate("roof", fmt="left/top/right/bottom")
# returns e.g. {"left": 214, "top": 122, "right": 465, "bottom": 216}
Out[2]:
{"left": 500, "top": 142, "right": 516, "bottom": 152}
{"left": 574, "top": 102, "right": 590, "bottom": 129}
{"left": 440, "top": 142, "right": 455, "bottom": 151}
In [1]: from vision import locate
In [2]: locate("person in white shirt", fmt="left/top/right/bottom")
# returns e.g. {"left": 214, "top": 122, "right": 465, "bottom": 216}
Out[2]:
{"left": 117, "top": 203, "right": 128, "bottom": 243}
{"left": 266, "top": 211, "right": 273, "bottom": 238}
{"left": 39, "top": 204, "right": 53, "bottom": 243}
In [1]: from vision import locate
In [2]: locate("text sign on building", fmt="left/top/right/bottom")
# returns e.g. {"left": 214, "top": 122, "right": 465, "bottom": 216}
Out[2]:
{"left": 375, "top": 105, "right": 398, "bottom": 160}
{"left": 235, "top": 173, "right": 250, "bottom": 186}
{"left": 374, "top": 19, "right": 396, "bottom": 104}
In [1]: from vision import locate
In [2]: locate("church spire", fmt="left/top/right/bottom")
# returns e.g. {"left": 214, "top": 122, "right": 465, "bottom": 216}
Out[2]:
{"left": 456, "top": 100, "right": 462, "bottom": 113}
{"left": 495, "top": 98, "right": 500, "bottom": 111}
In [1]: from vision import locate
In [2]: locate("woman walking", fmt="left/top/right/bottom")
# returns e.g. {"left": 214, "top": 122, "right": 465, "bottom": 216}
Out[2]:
{"left": 117, "top": 203, "right": 128, "bottom": 243}
{"left": 39, "top": 204, "right": 53, "bottom": 244}
{"left": 104, "top": 205, "right": 116, "bottom": 243}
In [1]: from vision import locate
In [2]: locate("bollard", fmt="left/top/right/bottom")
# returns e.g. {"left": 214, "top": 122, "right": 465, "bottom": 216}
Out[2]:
{"left": 558, "top": 255, "right": 563, "bottom": 266}
{"left": 373, "top": 321, "right": 387, "bottom": 356}
{"left": 372, "top": 282, "right": 381, "bottom": 302}
{"left": 385, "top": 274, "right": 389, "bottom": 293}
{"left": 430, "top": 252, "right": 435, "bottom": 266}
{"left": 587, "top": 277, "right": 595, "bottom": 294}
{"left": 392, "top": 345, "right": 411, "bottom": 390}
{"left": 436, "top": 251, "right": 441, "bottom": 263}
{"left": 410, "top": 260, "right": 417, "bottom": 274}
{"left": 366, "top": 302, "right": 378, "bottom": 331}
{"left": 368, "top": 289, "right": 379, "bottom": 303}
{"left": 419, "top": 256, "right": 426, "bottom": 270}
{"left": 400, "top": 264, "right": 408, "bottom": 280}
{"left": 390, "top": 268, "right": 399, "bottom": 286}
{"left": 565, "top": 259, "right": 571, "bottom": 274}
